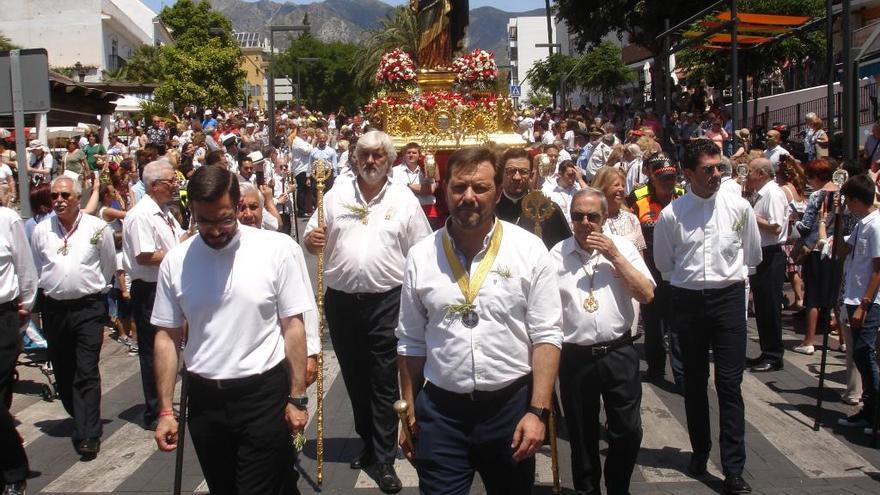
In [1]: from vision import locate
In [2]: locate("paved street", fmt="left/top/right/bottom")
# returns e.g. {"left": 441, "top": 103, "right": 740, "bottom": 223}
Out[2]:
{"left": 9, "top": 227, "right": 880, "bottom": 494}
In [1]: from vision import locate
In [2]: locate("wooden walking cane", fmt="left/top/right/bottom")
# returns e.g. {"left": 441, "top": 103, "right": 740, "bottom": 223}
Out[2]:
{"left": 814, "top": 168, "right": 849, "bottom": 431}
{"left": 173, "top": 369, "right": 189, "bottom": 495}
{"left": 521, "top": 189, "right": 561, "bottom": 494}
{"left": 313, "top": 159, "right": 331, "bottom": 484}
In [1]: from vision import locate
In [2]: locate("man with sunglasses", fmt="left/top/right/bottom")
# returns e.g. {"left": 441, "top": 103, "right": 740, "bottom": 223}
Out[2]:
{"left": 31, "top": 176, "right": 116, "bottom": 457}
{"left": 549, "top": 187, "right": 655, "bottom": 495}
{"left": 122, "top": 160, "right": 186, "bottom": 431}
{"left": 152, "top": 168, "right": 313, "bottom": 494}
{"left": 653, "top": 139, "right": 762, "bottom": 495}
{"left": 627, "top": 154, "right": 686, "bottom": 389}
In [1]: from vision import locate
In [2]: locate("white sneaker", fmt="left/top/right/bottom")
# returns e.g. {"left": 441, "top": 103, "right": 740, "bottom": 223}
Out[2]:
{"left": 793, "top": 344, "right": 815, "bottom": 355}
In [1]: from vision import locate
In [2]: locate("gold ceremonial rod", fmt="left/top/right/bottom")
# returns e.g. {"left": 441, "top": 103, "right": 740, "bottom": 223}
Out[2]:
{"left": 393, "top": 400, "right": 415, "bottom": 450}
{"left": 549, "top": 411, "right": 561, "bottom": 494}
{"left": 313, "top": 159, "right": 330, "bottom": 485}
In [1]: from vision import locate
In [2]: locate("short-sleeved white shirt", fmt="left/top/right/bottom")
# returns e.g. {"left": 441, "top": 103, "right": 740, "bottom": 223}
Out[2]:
{"left": 151, "top": 224, "right": 315, "bottom": 379}
{"left": 844, "top": 209, "right": 880, "bottom": 306}
{"left": 122, "top": 194, "right": 183, "bottom": 282}
{"left": 0, "top": 164, "right": 13, "bottom": 181}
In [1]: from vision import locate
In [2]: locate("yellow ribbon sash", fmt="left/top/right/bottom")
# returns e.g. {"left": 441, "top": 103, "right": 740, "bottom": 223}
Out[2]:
{"left": 442, "top": 219, "right": 504, "bottom": 313}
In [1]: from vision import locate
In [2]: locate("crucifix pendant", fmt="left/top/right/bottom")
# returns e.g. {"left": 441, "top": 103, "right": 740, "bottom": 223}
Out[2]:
{"left": 583, "top": 294, "right": 599, "bottom": 313}
{"left": 57, "top": 245, "right": 69, "bottom": 256}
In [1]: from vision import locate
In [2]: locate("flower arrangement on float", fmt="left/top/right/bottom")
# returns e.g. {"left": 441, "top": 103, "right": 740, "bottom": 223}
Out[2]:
{"left": 451, "top": 49, "right": 499, "bottom": 93}
{"left": 374, "top": 48, "right": 418, "bottom": 94}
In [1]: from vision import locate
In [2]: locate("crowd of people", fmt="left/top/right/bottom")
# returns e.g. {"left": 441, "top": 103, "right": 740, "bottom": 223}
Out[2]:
{"left": 0, "top": 96, "right": 879, "bottom": 495}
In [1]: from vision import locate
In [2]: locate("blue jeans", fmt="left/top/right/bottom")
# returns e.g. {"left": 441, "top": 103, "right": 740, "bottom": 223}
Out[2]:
{"left": 845, "top": 303, "right": 880, "bottom": 420}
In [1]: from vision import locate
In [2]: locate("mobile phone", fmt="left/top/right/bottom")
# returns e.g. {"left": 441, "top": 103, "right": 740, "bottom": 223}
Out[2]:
{"left": 256, "top": 171, "right": 265, "bottom": 186}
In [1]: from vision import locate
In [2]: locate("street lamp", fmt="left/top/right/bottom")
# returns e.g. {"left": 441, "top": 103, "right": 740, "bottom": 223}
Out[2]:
{"left": 296, "top": 57, "right": 320, "bottom": 110}
{"left": 267, "top": 25, "right": 309, "bottom": 139}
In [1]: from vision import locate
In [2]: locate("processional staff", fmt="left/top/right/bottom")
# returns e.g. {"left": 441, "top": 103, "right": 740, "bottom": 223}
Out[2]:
{"left": 313, "top": 159, "right": 331, "bottom": 484}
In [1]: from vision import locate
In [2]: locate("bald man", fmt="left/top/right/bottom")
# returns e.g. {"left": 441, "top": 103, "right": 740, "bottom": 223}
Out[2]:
{"left": 763, "top": 130, "right": 789, "bottom": 172}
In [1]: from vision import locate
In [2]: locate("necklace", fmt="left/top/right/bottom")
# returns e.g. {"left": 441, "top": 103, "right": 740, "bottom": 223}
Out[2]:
{"left": 57, "top": 212, "right": 83, "bottom": 256}
{"left": 578, "top": 250, "right": 600, "bottom": 313}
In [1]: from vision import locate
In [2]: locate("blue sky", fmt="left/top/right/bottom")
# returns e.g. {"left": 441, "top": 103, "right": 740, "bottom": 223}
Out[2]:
{"left": 144, "top": 0, "right": 548, "bottom": 15}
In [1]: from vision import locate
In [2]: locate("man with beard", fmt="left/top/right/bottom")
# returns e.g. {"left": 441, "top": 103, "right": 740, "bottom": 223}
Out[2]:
{"left": 653, "top": 139, "right": 762, "bottom": 495}
{"left": 397, "top": 146, "right": 563, "bottom": 494}
{"left": 123, "top": 161, "right": 186, "bottom": 430}
{"left": 152, "top": 168, "right": 312, "bottom": 494}
{"left": 304, "top": 130, "right": 431, "bottom": 493}
{"left": 495, "top": 147, "right": 571, "bottom": 250}
{"left": 31, "top": 176, "right": 116, "bottom": 456}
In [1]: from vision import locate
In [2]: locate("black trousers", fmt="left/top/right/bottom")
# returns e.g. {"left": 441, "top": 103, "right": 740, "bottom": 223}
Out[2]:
{"left": 294, "top": 172, "right": 311, "bottom": 216}
{"left": 748, "top": 245, "right": 786, "bottom": 364}
{"left": 415, "top": 381, "right": 535, "bottom": 495}
{"left": 131, "top": 280, "right": 159, "bottom": 424}
{"left": 559, "top": 343, "right": 642, "bottom": 495}
{"left": 671, "top": 283, "right": 747, "bottom": 477}
{"left": 325, "top": 286, "right": 400, "bottom": 463}
{"left": 42, "top": 294, "right": 105, "bottom": 442}
{"left": 642, "top": 278, "right": 684, "bottom": 382}
{"left": 188, "top": 362, "right": 299, "bottom": 495}
{"left": 0, "top": 302, "right": 28, "bottom": 484}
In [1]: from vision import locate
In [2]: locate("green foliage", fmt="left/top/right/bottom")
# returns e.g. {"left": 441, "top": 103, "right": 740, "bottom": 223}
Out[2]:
{"left": 153, "top": 39, "right": 245, "bottom": 109}
{"left": 137, "top": 100, "right": 171, "bottom": 123}
{"left": 0, "top": 33, "right": 19, "bottom": 51}
{"left": 103, "top": 45, "right": 164, "bottom": 83}
{"left": 525, "top": 54, "right": 576, "bottom": 96}
{"left": 352, "top": 6, "right": 420, "bottom": 91}
{"left": 275, "top": 34, "right": 370, "bottom": 111}
{"left": 523, "top": 88, "right": 552, "bottom": 108}
{"left": 577, "top": 41, "right": 636, "bottom": 96}
{"left": 158, "top": 0, "right": 235, "bottom": 51}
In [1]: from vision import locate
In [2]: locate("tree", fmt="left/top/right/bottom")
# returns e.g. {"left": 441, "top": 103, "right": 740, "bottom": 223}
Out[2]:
{"left": 352, "top": 6, "right": 420, "bottom": 90}
{"left": 0, "top": 33, "right": 19, "bottom": 51}
{"left": 158, "top": 0, "right": 235, "bottom": 51}
{"left": 523, "top": 88, "right": 552, "bottom": 108}
{"left": 576, "top": 41, "right": 636, "bottom": 97}
{"left": 103, "top": 45, "right": 164, "bottom": 83}
{"left": 153, "top": 39, "right": 245, "bottom": 109}
{"left": 524, "top": 54, "right": 576, "bottom": 98}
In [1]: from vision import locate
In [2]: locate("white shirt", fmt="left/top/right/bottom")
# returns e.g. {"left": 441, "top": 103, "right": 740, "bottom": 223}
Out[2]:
{"left": 550, "top": 235, "right": 655, "bottom": 345}
{"left": 586, "top": 141, "right": 612, "bottom": 180}
{"left": 31, "top": 212, "right": 116, "bottom": 300}
{"left": 541, "top": 132, "right": 556, "bottom": 146}
{"left": 541, "top": 180, "right": 579, "bottom": 224}
{"left": 396, "top": 220, "right": 563, "bottom": 393}
{"left": 151, "top": 225, "right": 315, "bottom": 379}
{"left": 305, "top": 175, "right": 432, "bottom": 293}
{"left": 122, "top": 194, "right": 184, "bottom": 283}
{"left": 290, "top": 136, "right": 313, "bottom": 177}
{"left": 752, "top": 180, "right": 789, "bottom": 246}
{"left": 624, "top": 158, "right": 646, "bottom": 196}
{"left": 764, "top": 145, "right": 789, "bottom": 171}
{"left": 0, "top": 208, "right": 37, "bottom": 309}
{"left": 844, "top": 210, "right": 880, "bottom": 306}
{"left": 653, "top": 190, "right": 762, "bottom": 290}
{"left": 392, "top": 164, "right": 437, "bottom": 206}
{"left": 0, "top": 164, "right": 12, "bottom": 182}
{"left": 719, "top": 176, "right": 742, "bottom": 198}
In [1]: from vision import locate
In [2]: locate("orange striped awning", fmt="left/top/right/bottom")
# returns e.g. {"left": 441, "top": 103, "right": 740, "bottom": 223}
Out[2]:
{"left": 683, "top": 11, "right": 812, "bottom": 49}
{"left": 715, "top": 11, "right": 810, "bottom": 26}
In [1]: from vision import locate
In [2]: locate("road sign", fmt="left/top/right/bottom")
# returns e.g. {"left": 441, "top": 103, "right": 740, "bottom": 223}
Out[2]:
{"left": 0, "top": 48, "right": 50, "bottom": 115}
{"left": 263, "top": 83, "right": 296, "bottom": 96}
{"left": 509, "top": 85, "right": 521, "bottom": 98}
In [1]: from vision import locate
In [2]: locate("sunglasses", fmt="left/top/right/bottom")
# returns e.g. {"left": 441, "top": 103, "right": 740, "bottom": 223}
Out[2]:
{"left": 571, "top": 211, "right": 603, "bottom": 223}
{"left": 51, "top": 191, "right": 73, "bottom": 200}
{"left": 701, "top": 164, "right": 720, "bottom": 174}
{"left": 504, "top": 167, "right": 531, "bottom": 177}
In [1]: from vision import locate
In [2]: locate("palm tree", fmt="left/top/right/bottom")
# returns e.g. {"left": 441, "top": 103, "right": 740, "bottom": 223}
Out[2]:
{"left": 352, "top": 6, "right": 420, "bottom": 90}
{"left": 102, "top": 45, "right": 165, "bottom": 83}
{"left": 0, "top": 33, "right": 19, "bottom": 51}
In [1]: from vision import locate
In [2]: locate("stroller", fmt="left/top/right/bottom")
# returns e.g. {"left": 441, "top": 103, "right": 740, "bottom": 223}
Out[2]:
{"left": 13, "top": 321, "right": 58, "bottom": 402}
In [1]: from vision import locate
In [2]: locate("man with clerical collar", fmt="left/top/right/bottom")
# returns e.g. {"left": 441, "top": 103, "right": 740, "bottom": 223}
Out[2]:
{"left": 304, "top": 130, "right": 432, "bottom": 493}
{"left": 550, "top": 187, "right": 655, "bottom": 495}
{"left": 397, "top": 146, "right": 563, "bottom": 494}
{"left": 31, "top": 176, "right": 116, "bottom": 457}
{"left": 495, "top": 147, "right": 571, "bottom": 250}
{"left": 541, "top": 159, "right": 587, "bottom": 224}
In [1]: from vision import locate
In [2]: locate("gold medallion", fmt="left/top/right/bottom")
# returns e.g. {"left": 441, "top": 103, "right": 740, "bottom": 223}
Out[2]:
{"left": 583, "top": 294, "right": 599, "bottom": 313}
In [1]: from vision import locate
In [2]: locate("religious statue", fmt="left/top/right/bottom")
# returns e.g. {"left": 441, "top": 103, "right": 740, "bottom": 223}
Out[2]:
{"left": 410, "top": 0, "right": 469, "bottom": 69}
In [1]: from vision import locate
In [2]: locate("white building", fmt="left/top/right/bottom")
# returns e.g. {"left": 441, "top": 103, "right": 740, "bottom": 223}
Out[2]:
{"left": 0, "top": 0, "right": 173, "bottom": 82}
{"left": 507, "top": 16, "right": 556, "bottom": 105}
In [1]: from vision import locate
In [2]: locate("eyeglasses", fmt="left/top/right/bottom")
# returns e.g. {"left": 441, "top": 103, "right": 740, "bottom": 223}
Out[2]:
{"left": 504, "top": 167, "right": 530, "bottom": 177}
{"left": 571, "top": 211, "right": 603, "bottom": 223}
{"left": 50, "top": 191, "right": 73, "bottom": 200}
{"left": 195, "top": 217, "right": 237, "bottom": 229}
{"left": 701, "top": 164, "right": 720, "bottom": 175}
{"left": 155, "top": 177, "right": 179, "bottom": 186}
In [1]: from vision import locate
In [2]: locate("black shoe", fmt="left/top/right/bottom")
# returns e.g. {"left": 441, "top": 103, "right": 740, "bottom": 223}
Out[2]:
{"left": 722, "top": 475, "right": 752, "bottom": 494}
{"left": 688, "top": 452, "right": 709, "bottom": 476}
{"left": 349, "top": 448, "right": 376, "bottom": 470}
{"left": 376, "top": 463, "right": 402, "bottom": 494}
{"left": 750, "top": 360, "right": 783, "bottom": 372}
{"left": 744, "top": 355, "right": 764, "bottom": 367}
{"left": 76, "top": 437, "right": 100, "bottom": 457}
{"left": 2, "top": 481, "right": 26, "bottom": 495}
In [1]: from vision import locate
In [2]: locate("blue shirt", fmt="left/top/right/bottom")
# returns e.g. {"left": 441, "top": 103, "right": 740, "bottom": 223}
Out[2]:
{"left": 309, "top": 146, "right": 339, "bottom": 175}
{"left": 132, "top": 180, "right": 146, "bottom": 203}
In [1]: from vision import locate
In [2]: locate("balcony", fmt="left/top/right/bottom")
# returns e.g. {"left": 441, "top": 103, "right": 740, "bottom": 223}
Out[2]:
{"left": 107, "top": 54, "right": 127, "bottom": 72}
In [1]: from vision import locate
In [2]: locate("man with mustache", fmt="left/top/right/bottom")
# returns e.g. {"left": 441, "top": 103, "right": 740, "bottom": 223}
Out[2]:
{"left": 653, "top": 139, "right": 762, "bottom": 495}
{"left": 30, "top": 176, "right": 116, "bottom": 457}
{"left": 304, "top": 130, "right": 431, "bottom": 493}
{"left": 397, "top": 146, "right": 563, "bottom": 494}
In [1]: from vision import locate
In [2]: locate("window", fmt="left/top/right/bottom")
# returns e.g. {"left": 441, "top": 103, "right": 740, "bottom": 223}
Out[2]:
{"left": 509, "top": 26, "right": 517, "bottom": 42}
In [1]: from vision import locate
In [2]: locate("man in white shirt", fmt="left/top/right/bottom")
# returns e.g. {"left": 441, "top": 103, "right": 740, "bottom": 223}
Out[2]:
{"left": 541, "top": 160, "right": 585, "bottom": 224}
{"left": 763, "top": 129, "right": 789, "bottom": 172}
{"left": 152, "top": 168, "right": 312, "bottom": 494}
{"left": 304, "top": 130, "right": 431, "bottom": 493}
{"left": 26, "top": 140, "right": 53, "bottom": 185}
{"left": 744, "top": 158, "right": 789, "bottom": 372}
{"left": 653, "top": 139, "right": 761, "bottom": 495}
{"left": 718, "top": 156, "right": 743, "bottom": 198}
{"left": 31, "top": 177, "right": 116, "bottom": 457}
{"left": 835, "top": 175, "right": 880, "bottom": 432}
{"left": 550, "top": 187, "right": 655, "bottom": 495}
{"left": 122, "top": 160, "right": 185, "bottom": 430}
{"left": 0, "top": 161, "right": 14, "bottom": 206}
{"left": 1, "top": 207, "right": 37, "bottom": 494}
{"left": 586, "top": 134, "right": 615, "bottom": 182}
{"left": 391, "top": 142, "right": 440, "bottom": 229}
{"left": 289, "top": 124, "right": 314, "bottom": 217}
{"left": 397, "top": 146, "right": 563, "bottom": 495}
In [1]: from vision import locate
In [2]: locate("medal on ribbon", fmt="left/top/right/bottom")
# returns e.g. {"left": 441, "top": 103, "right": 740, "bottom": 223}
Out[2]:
{"left": 442, "top": 220, "right": 504, "bottom": 329}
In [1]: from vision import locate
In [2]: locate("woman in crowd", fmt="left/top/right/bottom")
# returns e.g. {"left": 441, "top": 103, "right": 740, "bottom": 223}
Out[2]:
{"left": 591, "top": 166, "right": 646, "bottom": 253}
{"left": 804, "top": 113, "right": 829, "bottom": 161}
{"left": 62, "top": 139, "right": 87, "bottom": 176}
{"left": 777, "top": 156, "right": 808, "bottom": 311}
{"left": 83, "top": 133, "right": 106, "bottom": 171}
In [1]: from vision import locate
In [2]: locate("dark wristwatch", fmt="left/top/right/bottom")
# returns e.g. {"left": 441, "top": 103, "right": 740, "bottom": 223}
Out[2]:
{"left": 527, "top": 405, "right": 550, "bottom": 422}
{"left": 288, "top": 395, "right": 308, "bottom": 410}
{"left": 861, "top": 297, "right": 873, "bottom": 308}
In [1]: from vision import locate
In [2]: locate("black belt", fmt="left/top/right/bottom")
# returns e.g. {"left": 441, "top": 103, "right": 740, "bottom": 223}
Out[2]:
{"left": 187, "top": 361, "right": 285, "bottom": 391}
{"left": 0, "top": 300, "right": 16, "bottom": 312}
{"left": 329, "top": 286, "right": 401, "bottom": 301}
{"left": 132, "top": 279, "right": 158, "bottom": 286}
{"left": 762, "top": 244, "right": 783, "bottom": 252}
{"left": 565, "top": 332, "right": 642, "bottom": 357}
{"left": 671, "top": 281, "right": 745, "bottom": 297}
{"left": 43, "top": 293, "right": 103, "bottom": 308}
{"left": 425, "top": 373, "right": 530, "bottom": 403}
